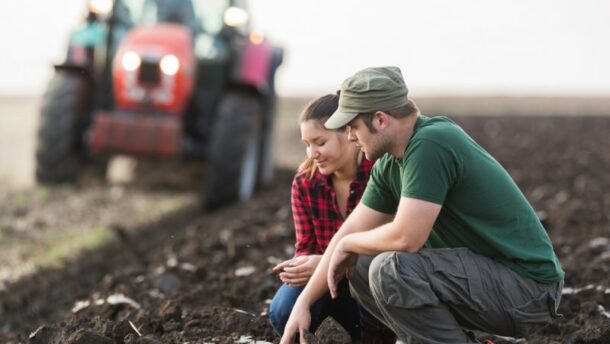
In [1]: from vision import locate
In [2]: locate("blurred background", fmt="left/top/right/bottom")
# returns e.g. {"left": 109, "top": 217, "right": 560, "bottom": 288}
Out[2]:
{"left": 1, "top": 0, "right": 610, "bottom": 187}
{"left": 0, "top": 2, "right": 609, "bottom": 342}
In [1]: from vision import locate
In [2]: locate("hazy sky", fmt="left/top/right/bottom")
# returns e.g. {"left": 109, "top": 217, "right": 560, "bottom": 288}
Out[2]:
{"left": 1, "top": 0, "right": 609, "bottom": 97}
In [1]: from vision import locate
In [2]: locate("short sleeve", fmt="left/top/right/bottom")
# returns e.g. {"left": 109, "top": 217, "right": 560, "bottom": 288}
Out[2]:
{"left": 361, "top": 161, "right": 398, "bottom": 214}
{"left": 401, "top": 139, "right": 460, "bottom": 205}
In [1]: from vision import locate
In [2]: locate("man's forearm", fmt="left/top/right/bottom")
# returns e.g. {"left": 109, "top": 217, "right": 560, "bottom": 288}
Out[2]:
{"left": 341, "top": 197, "right": 441, "bottom": 255}
{"left": 341, "top": 222, "right": 416, "bottom": 255}
{"left": 295, "top": 203, "right": 394, "bottom": 306}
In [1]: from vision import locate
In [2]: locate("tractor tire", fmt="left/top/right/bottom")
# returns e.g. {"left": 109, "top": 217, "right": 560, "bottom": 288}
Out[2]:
{"left": 257, "top": 103, "right": 276, "bottom": 187}
{"left": 35, "top": 72, "right": 90, "bottom": 184}
{"left": 204, "top": 92, "right": 263, "bottom": 209}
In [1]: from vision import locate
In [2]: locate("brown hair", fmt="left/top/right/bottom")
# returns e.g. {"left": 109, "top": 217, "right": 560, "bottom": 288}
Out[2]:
{"left": 357, "top": 99, "right": 418, "bottom": 133}
{"left": 297, "top": 93, "right": 342, "bottom": 179}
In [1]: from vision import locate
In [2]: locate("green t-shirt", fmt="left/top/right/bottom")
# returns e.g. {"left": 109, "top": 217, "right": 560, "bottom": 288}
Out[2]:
{"left": 362, "top": 115, "right": 564, "bottom": 284}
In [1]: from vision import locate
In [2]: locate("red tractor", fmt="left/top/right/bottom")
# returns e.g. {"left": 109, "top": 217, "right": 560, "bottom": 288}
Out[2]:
{"left": 35, "top": 0, "right": 283, "bottom": 209}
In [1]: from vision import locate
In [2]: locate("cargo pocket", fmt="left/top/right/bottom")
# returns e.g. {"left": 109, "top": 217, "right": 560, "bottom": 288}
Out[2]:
{"left": 377, "top": 252, "right": 439, "bottom": 309}
{"left": 508, "top": 291, "right": 554, "bottom": 337}
{"left": 421, "top": 248, "right": 487, "bottom": 313}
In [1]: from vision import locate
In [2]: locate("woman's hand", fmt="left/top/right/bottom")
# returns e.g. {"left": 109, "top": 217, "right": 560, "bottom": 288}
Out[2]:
{"left": 272, "top": 255, "right": 322, "bottom": 287}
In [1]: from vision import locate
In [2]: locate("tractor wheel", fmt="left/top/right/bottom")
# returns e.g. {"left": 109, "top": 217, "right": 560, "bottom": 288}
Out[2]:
{"left": 257, "top": 103, "right": 276, "bottom": 187}
{"left": 204, "top": 92, "right": 263, "bottom": 209}
{"left": 35, "top": 72, "right": 90, "bottom": 184}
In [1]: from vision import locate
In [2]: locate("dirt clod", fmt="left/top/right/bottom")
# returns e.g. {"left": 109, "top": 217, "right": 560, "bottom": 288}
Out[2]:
{"left": 159, "top": 301, "right": 181, "bottom": 322}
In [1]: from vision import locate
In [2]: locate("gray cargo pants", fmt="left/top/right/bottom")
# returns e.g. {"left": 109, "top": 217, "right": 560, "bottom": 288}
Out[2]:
{"left": 349, "top": 248, "right": 563, "bottom": 344}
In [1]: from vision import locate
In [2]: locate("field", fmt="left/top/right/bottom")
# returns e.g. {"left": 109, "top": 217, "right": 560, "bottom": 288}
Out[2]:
{"left": 0, "top": 96, "right": 609, "bottom": 343}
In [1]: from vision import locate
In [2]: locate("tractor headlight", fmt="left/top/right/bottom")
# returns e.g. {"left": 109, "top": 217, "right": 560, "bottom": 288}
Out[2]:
{"left": 122, "top": 51, "right": 141, "bottom": 71}
{"left": 224, "top": 7, "right": 248, "bottom": 27}
{"left": 88, "top": 0, "right": 113, "bottom": 15}
{"left": 160, "top": 55, "right": 180, "bottom": 76}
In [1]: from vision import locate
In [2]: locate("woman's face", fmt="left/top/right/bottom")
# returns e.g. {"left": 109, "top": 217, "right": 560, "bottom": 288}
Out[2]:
{"left": 300, "top": 119, "right": 352, "bottom": 175}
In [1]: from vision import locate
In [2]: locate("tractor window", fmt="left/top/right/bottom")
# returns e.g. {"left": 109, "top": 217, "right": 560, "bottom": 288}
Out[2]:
{"left": 193, "top": 0, "right": 229, "bottom": 34}
{"left": 120, "top": 0, "right": 230, "bottom": 35}
{"left": 120, "top": 0, "right": 146, "bottom": 24}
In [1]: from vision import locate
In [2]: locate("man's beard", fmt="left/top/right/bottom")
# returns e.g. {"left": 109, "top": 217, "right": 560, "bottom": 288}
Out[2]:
{"left": 362, "top": 140, "right": 386, "bottom": 161}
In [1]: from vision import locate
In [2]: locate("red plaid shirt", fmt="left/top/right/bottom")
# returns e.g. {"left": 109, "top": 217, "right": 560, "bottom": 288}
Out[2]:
{"left": 291, "top": 158, "right": 375, "bottom": 256}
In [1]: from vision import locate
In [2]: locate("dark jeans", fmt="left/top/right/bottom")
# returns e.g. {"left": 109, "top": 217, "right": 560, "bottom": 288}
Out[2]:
{"left": 268, "top": 283, "right": 361, "bottom": 339}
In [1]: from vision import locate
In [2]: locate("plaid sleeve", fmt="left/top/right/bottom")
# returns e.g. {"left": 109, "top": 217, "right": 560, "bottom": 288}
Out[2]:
{"left": 291, "top": 176, "right": 317, "bottom": 256}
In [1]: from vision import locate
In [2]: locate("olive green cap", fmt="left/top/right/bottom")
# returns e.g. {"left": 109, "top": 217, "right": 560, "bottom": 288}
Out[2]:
{"left": 325, "top": 66, "right": 408, "bottom": 129}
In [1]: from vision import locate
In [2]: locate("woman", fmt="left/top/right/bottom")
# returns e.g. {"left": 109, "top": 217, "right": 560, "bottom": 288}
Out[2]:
{"left": 268, "top": 93, "right": 396, "bottom": 343}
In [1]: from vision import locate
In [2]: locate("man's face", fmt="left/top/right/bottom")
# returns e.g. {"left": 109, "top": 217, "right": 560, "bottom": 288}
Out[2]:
{"left": 346, "top": 117, "right": 387, "bottom": 160}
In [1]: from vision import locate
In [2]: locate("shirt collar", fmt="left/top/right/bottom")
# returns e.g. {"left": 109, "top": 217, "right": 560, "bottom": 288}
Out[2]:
{"left": 395, "top": 114, "right": 427, "bottom": 163}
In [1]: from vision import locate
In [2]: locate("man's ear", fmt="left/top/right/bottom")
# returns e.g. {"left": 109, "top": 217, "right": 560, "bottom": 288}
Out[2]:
{"left": 374, "top": 111, "right": 390, "bottom": 130}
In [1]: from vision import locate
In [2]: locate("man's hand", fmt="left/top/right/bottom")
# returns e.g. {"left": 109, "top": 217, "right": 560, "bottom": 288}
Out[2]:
{"left": 272, "top": 255, "right": 322, "bottom": 287}
{"left": 280, "top": 302, "right": 311, "bottom": 344}
{"left": 327, "top": 239, "right": 358, "bottom": 299}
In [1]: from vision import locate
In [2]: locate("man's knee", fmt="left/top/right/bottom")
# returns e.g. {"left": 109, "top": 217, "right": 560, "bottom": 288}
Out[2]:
{"left": 369, "top": 251, "right": 438, "bottom": 309}
{"left": 349, "top": 253, "right": 391, "bottom": 290}
{"left": 368, "top": 252, "right": 395, "bottom": 284}
{"left": 369, "top": 251, "right": 425, "bottom": 288}
{"left": 366, "top": 252, "right": 398, "bottom": 299}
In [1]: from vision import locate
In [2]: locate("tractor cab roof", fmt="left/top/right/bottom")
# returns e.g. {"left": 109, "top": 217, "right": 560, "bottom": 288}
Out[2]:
{"left": 115, "top": 0, "right": 246, "bottom": 35}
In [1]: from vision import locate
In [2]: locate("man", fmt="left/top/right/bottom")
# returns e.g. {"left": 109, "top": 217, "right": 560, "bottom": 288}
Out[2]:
{"left": 280, "top": 66, "right": 564, "bottom": 343}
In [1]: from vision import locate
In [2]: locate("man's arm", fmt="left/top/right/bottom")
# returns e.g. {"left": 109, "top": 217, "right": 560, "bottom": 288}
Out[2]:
{"left": 341, "top": 196, "right": 441, "bottom": 255}
{"left": 327, "top": 197, "right": 441, "bottom": 297}
{"left": 280, "top": 202, "right": 393, "bottom": 344}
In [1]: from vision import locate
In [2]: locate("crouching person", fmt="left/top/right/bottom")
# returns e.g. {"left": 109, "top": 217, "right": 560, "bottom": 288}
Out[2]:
{"left": 269, "top": 93, "right": 396, "bottom": 342}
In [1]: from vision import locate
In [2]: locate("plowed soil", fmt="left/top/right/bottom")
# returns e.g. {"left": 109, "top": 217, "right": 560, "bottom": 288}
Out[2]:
{"left": 0, "top": 115, "right": 609, "bottom": 344}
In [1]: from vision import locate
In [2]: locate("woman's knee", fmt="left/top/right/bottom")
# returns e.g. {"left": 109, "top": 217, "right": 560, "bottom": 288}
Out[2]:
{"left": 268, "top": 303, "right": 291, "bottom": 335}
{"left": 268, "top": 284, "right": 302, "bottom": 335}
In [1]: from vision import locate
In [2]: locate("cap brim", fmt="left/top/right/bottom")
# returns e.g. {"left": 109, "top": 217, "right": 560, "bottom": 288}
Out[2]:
{"left": 324, "top": 110, "right": 358, "bottom": 129}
